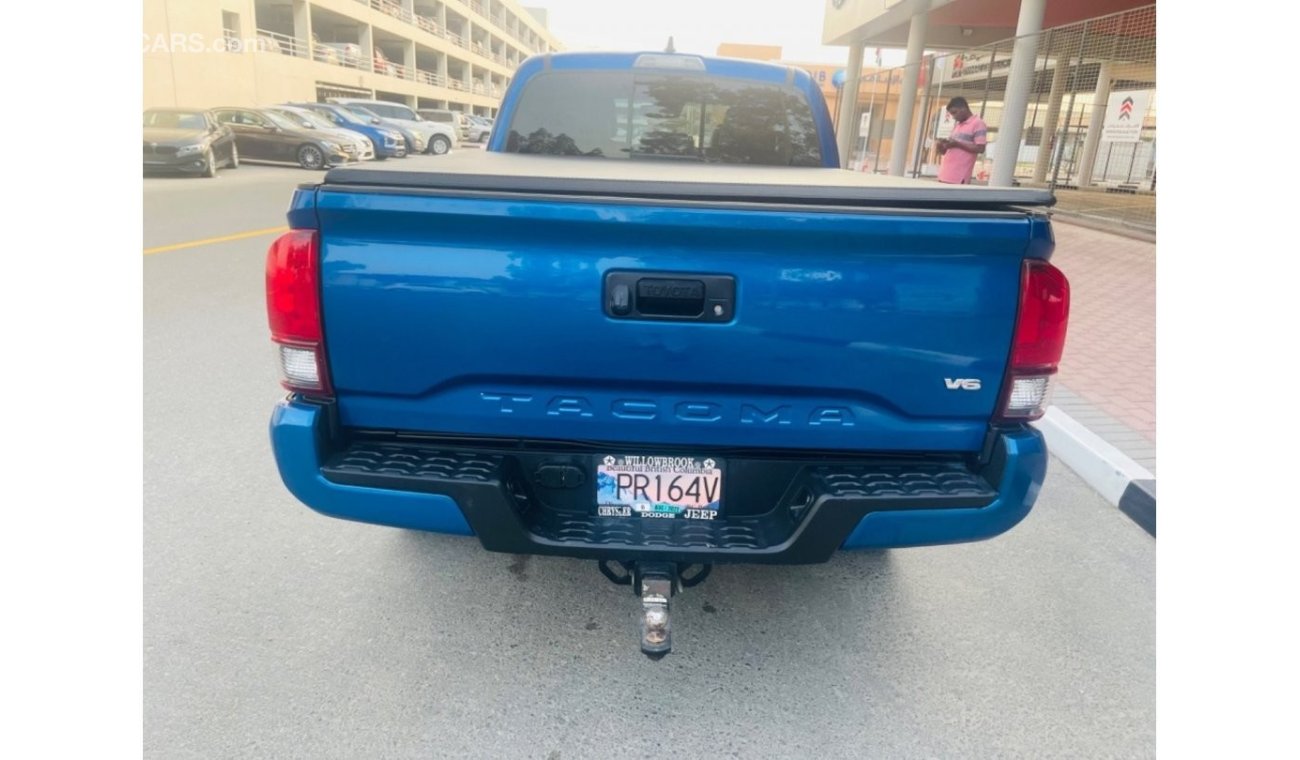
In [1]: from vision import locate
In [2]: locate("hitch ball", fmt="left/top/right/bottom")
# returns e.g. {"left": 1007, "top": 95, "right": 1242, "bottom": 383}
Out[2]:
{"left": 644, "top": 606, "right": 669, "bottom": 646}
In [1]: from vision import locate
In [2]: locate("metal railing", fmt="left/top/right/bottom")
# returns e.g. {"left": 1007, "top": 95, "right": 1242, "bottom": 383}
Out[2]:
{"left": 263, "top": 5, "right": 532, "bottom": 96}
{"left": 256, "top": 26, "right": 423, "bottom": 86}
{"left": 372, "top": 56, "right": 402, "bottom": 77}
{"left": 415, "top": 69, "right": 446, "bottom": 87}
{"left": 252, "top": 29, "right": 309, "bottom": 59}
{"left": 331, "top": 44, "right": 371, "bottom": 71}
{"left": 371, "top": 0, "right": 413, "bottom": 25}
{"left": 346, "top": 0, "right": 528, "bottom": 68}
{"left": 414, "top": 15, "right": 443, "bottom": 37}
{"left": 461, "top": 0, "right": 541, "bottom": 55}
{"left": 254, "top": 30, "right": 514, "bottom": 110}
{"left": 254, "top": 29, "right": 378, "bottom": 74}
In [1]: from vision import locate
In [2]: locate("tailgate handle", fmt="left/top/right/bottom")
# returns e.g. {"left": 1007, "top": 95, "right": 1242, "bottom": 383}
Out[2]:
{"left": 604, "top": 271, "right": 735, "bottom": 323}
{"left": 637, "top": 278, "right": 704, "bottom": 316}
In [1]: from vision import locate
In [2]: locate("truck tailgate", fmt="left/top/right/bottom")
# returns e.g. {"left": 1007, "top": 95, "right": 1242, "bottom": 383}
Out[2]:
{"left": 312, "top": 184, "right": 1046, "bottom": 453}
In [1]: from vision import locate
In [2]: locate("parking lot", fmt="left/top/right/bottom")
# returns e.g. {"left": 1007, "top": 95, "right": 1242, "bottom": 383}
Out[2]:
{"left": 144, "top": 158, "right": 1156, "bottom": 759}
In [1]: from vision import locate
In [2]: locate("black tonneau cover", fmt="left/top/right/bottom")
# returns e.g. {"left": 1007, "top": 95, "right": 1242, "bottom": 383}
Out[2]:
{"left": 322, "top": 152, "right": 1055, "bottom": 209}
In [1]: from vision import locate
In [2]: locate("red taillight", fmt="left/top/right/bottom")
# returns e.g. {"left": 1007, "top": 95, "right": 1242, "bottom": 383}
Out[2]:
{"left": 266, "top": 229, "right": 331, "bottom": 396}
{"left": 999, "top": 259, "right": 1070, "bottom": 421}
{"left": 1011, "top": 260, "right": 1070, "bottom": 371}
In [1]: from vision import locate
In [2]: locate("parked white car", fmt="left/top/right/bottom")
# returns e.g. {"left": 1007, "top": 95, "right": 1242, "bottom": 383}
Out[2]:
{"left": 417, "top": 109, "right": 474, "bottom": 142}
{"left": 465, "top": 115, "right": 493, "bottom": 143}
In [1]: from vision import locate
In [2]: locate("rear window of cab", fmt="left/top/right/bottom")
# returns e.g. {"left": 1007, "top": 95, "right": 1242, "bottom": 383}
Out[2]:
{"left": 502, "top": 71, "right": 822, "bottom": 167}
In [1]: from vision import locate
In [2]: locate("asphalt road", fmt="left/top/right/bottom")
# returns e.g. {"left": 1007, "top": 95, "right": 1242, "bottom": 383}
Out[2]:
{"left": 144, "top": 161, "right": 1156, "bottom": 760}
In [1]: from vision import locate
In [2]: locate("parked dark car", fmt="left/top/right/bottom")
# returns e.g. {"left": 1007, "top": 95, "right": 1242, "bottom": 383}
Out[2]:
{"left": 266, "top": 105, "right": 374, "bottom": 161}
{"left": 142, "top": 108, "right": 238, "bottom": 178}
{"left": 286, "top": 102, "right": 407, "bottom": 159}
{"left": 211, "top": 107, "right": 352, "bottom": 170}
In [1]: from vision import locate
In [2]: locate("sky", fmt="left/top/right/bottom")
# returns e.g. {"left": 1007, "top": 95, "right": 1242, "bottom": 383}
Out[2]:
{"left": 529, "top": 0, "right": 908, "bottom": 67}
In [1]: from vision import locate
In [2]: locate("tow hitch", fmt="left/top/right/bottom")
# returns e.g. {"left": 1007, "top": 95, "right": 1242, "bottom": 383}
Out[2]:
{"left": 598, "top": 560, "right": 712, "bottom": 659}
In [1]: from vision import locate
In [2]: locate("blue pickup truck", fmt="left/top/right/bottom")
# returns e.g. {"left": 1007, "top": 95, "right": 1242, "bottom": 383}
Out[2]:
{"left": 266, "top": 52, "right": 1069, "bottom": 656}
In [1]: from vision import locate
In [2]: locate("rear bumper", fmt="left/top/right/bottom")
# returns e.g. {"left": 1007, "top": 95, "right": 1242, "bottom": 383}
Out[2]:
{"left": 270, "top": 398, "right": 1047, "bottom": 563}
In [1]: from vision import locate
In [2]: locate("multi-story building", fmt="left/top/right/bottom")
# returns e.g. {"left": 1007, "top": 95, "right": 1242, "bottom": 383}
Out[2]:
{"left": 144, "top": 0, "right": 562, "bottom": 116}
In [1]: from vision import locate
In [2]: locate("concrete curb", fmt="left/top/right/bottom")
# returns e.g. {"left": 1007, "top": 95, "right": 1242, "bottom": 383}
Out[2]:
{"left": 1033, "top": 406, "right": 1156, "bottom": 537}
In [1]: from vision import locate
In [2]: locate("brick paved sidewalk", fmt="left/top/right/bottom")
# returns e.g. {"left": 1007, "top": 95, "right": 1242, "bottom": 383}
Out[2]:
{"left": 1048, "top": 221, "right": 1156, "bottom": 471}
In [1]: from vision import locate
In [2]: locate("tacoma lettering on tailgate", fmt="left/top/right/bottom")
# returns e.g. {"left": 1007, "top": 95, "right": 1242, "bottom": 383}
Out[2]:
{"left": 479, "top": 393, "right": 857, "bottom": 427}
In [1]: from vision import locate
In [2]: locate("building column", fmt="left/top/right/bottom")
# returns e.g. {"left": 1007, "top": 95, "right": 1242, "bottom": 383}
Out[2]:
{"left": 292, "top": 0, "right": 312, "bottom": 58}
{"left": 889, "top": 0, "right": 930, "bottom": 176}
{"left": 990, "top": 0, "right": 1048, "bottom": 186}
{"left": 360, "top": 24, "right": 374, "bottom": 72}
{"left": 1031, "top": 57, "right": 1069, "bottom": 183}
{"left": 835, "top": 42, "right": 865, "bottom": 169}
{"left": 1077, "top": 60, "right": 1113, "bottom": 187}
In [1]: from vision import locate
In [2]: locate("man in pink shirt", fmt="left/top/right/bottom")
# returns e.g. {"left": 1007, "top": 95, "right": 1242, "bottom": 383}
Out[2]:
{"left": 936, "top": 97, "right": 987, "bottom": 184}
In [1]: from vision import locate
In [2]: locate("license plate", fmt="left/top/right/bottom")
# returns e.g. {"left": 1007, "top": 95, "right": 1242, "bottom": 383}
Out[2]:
{"left": 595, "top": 454, "right": 723, "bottom": 520}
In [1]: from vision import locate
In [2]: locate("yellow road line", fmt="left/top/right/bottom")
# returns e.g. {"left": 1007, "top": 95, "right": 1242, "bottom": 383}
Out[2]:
{"left": 144, "top": 225, "right": 288, "bottom": 255}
